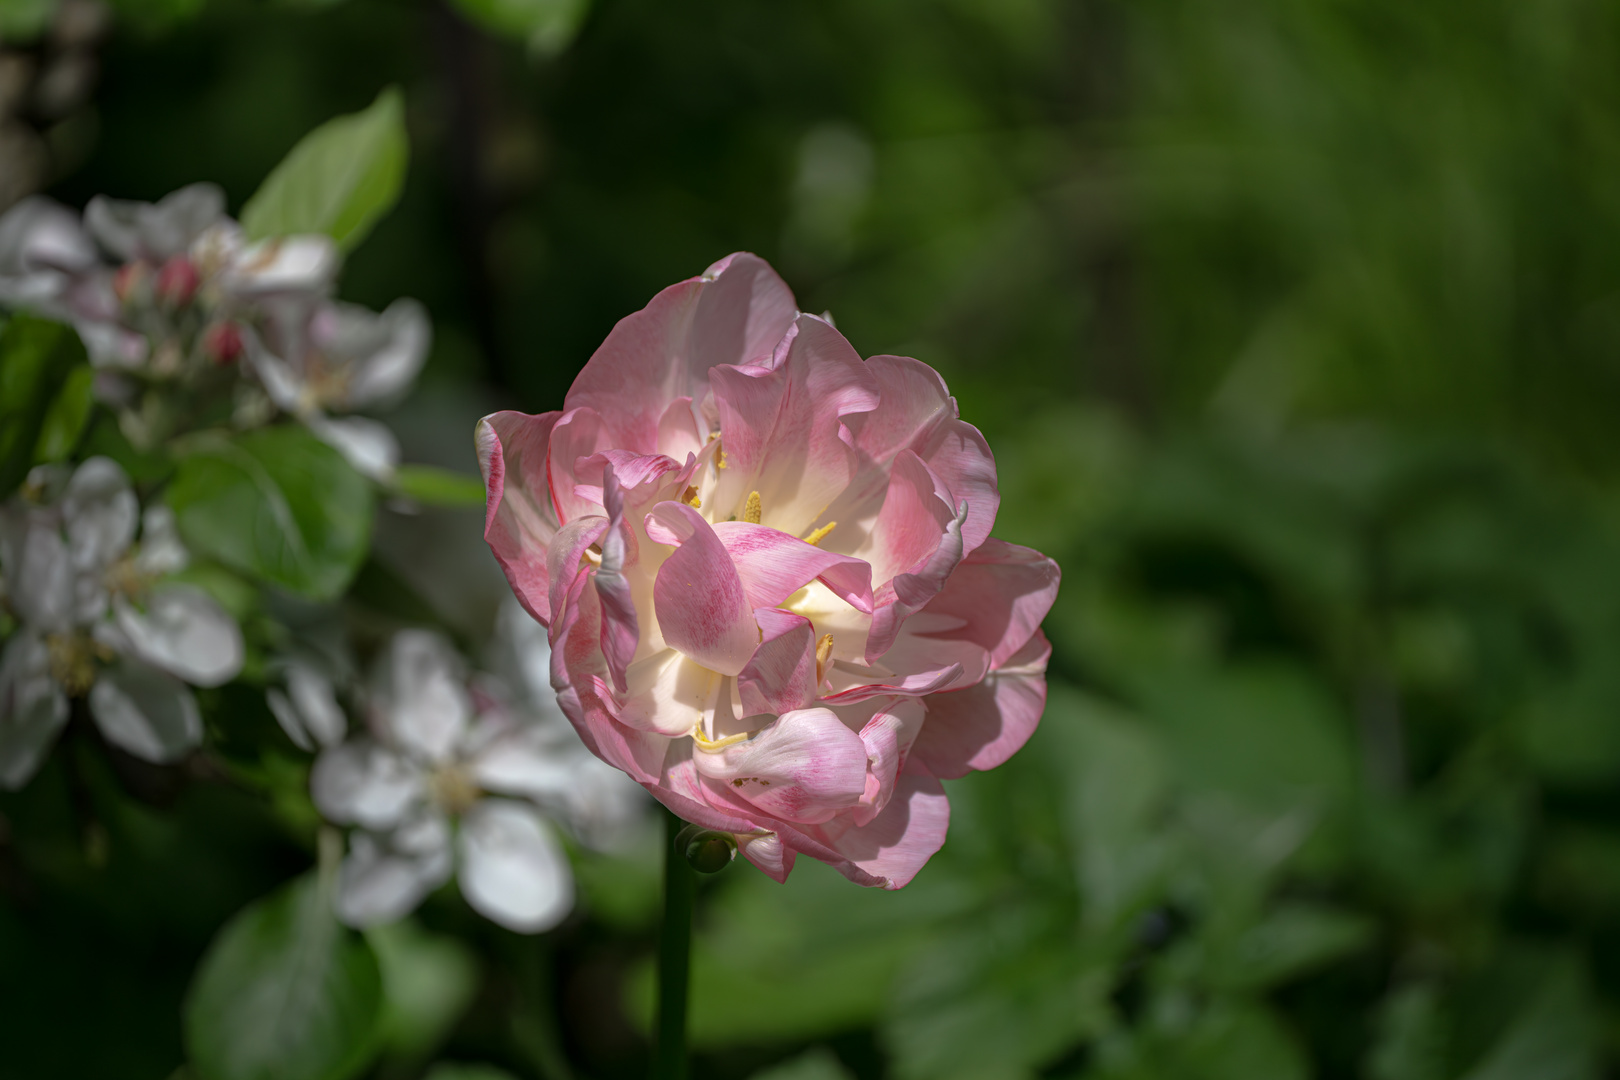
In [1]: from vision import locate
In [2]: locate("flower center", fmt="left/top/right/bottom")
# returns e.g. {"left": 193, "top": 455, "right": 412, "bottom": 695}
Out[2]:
{"left": 46, "top": 632, "right": 106, "bottom": 697}
{"left": 427, "top": 763, "right": 482, "bottom": 816}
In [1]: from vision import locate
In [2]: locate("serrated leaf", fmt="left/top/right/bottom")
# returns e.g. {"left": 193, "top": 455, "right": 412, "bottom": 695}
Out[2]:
{"left": 392, "top": 464, "right": 486, "bottom": 508}
{"left": 184, "top": 872, "right": 384, "bottom": 1080}
{"left": 241, "top": 87, "right": 408, "bottom": 252}
{"left": 166, "top": 426, "right": 373, "bottom": 600}
{"left": 0, "top": 315, "right": 86, "bottom": 495}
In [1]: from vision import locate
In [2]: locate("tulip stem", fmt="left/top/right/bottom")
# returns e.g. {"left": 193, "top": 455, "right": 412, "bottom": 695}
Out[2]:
{"left": 654, "top": 808, "right": 694, "bottom": 1080}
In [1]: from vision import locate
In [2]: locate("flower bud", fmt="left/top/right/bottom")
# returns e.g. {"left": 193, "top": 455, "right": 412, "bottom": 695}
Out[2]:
{"left": 201, "top": 320, "right": 244, "bottom": 365}
{"left": 155, "top": 255, "right": 199, "bottom": 308}
{"left": 112, "top": 260, "right": 149, "bottom": 306}
{"left": 675, "top": 823, "right": 737, "bottom": 873}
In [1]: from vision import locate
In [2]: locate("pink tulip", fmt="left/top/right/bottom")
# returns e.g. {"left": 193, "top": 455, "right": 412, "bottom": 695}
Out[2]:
{"left": 478, "top": 254, "right": 1059, "bottom": 888}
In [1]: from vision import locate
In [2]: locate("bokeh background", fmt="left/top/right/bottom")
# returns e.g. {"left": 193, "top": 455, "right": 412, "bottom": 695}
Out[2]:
{"left": 5, "top": 0, "right": 1620, "bottom": 1077}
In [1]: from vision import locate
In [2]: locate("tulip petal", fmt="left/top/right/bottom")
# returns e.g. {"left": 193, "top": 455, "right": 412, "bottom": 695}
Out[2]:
{"left": 89, "top": 659, "right": 204, "bottom": 764}
{"left": 736, "top": 830, "right": 796, "bottom": 883}
{"left": 910, "top": 538, "right": 1061, "bottom": 670}
{"left": 691, "top": 707, "right": 868, "bottom": 825}
{"left": 712, "top": 521, "right": 874, "bottom": 613}
{"left": 737, "top": 608, "right": 817, "bottom": 717}
{"left": 852, "top": 697, "right": 926, "bottom": 826}
{"left": 804, "top": 766, "right": 951, "bottom": 889}
{"left": 458, "top": 799, "right": 574, "bottom": 932}
{"left": 548, "top": 407, "right": 612, "bottom": 524}
{"left": 564, "top": 252, "right": 797, "bottom": 452}
{"left": 910, "top": 631, "right": 1051, "bottom": 779}
{"left": 595, "top": 465, "right": 641, "bottom": 692}
{"left": 647, "top": 503, "right": 758, "bottom": 676}
{"left": 480, "top": 410, "right": 563, "bottom": 624}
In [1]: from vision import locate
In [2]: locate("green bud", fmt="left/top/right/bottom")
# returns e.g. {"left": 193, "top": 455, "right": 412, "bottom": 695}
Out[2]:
{"left": 674, "top": 823, "right": 737, "bottom": 874}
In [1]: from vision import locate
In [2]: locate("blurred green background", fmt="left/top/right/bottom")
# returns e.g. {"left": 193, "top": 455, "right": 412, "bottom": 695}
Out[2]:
{"left": 6, "top": 0, "right": 1620, "bottom": 1077}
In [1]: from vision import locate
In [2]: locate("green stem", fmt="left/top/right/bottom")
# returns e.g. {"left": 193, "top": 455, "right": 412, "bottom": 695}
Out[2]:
{"left": 653, "top": 808, "right": 694, "bottom": 1080}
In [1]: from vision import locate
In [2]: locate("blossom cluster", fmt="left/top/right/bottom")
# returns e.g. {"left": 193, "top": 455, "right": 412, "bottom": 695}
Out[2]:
{"left": 0, "top": 184, "right": 429, "bottom": 478}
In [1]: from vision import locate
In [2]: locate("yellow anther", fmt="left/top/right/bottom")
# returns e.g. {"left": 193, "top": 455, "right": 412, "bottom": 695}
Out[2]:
{"left": 692, "top": 726, "right": 753, "bottom": 752}
{"left": 743, "top": 491, "right": 762, "bottom": 524}
{"left": 717, "top": 450, "right": 729, "bottom": 470}
{"left": 803, "top": 521, "right": 837, "bottom": 546}
{"left": 682, "top": 485, "right": 702, "bottom": 509}
{"left": 815, "top": 633, "right": 835, "bottom": 684}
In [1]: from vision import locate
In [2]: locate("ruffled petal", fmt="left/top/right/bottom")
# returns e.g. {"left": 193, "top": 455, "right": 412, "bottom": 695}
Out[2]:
{"left": 736, "top": 608, "right": 817, "bottom": 717}
{"left": 646, "top": 502, "right": 757, "bottom": 677}
{"left": 479, "top": 411, "right": 563, "bottom": 625}
{"left": 690, "top": 707, "right": 868, "bottom": 825}
{"left": 88, "top": 659, "right": 204, "bottom": 764}
{"left": 910, "top": 631, "right": 1050, "bottom": 779}
{"left": 711, "top": 521, "right": 873, "bottom": 613}
{"left": 797, "top": 766, "right": 950, "bottom": 889}
{"left": 457, "top": 799, "right": 574, "bottom": 932}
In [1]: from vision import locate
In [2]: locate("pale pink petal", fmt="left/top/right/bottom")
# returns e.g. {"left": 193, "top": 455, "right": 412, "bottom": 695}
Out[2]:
{"left": 865, "top": 453, "right": 969, "bottom": 662}
{"left": 619, "top": 650, "right": 722, "bottom": 737}
{"left": 690, "top": 707, "right": 868, "bottom": 825}
{"left": 594, "top": 465, "right": 641, "bottom": 692}
{"left": 737, "top": 609, "right": 817, "bottom": 717}
{"left": 646, "top": 502, "right": 758, "bottom": 676}
{"left": 563, "top": 253, "right": 797, "bottom": 452}
{"left": 712, "top": 521, "right": 873, "bottom": 613}
{"left": 479, "top": 411, "right": 562, "bottom": 625}
{"left": 821, "top": 662, "right": 963, "bottom": 705}
{"left": 707, "top": 315, "right": 879, "bottom": 537}
{"left": 852, "top": 697, "right": 925, "bottom": 827}
{"left": 800, "top": 766, "right": 950, "bottom": 889}
{"left": 735, "top": 831, "right": 796, "bottom": 883}
{"left": 913, "top": 539, "right": 1062, "bottom": 670}
{"left": 910, "top": 631, "right": 1051, "bottom": 779}
{"left": 547, "top": 407, "right": 611, "bottom": 524}
{"left": 657, "top": 397, "right": 706, "bottom": 463}
{"left": 546, "top": 515, "right": 608, "bottom": 629}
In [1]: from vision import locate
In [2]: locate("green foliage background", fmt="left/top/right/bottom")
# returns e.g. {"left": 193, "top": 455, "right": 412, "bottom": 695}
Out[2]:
{"left": 6, "top": 0, "right": 1620, "bottom": 1077}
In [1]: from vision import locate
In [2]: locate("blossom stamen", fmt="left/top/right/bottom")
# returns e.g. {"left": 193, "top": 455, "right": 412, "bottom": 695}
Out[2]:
{"left": 743, "top": 491, "right": 762, "bottom": 524}
{"left": 803, "top": 522, "right": 836, "bottom": 546}
{"left": 815, "top": 633, "right": 834, "bottom": 685}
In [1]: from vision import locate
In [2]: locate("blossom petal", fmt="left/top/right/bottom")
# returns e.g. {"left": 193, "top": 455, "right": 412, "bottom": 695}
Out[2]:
{"left": 647, "top": 502, "right": 757, "bottom": 676}
{"left": 374, "top": 630, "right": 472, "bottom": 764}
{"left": 219, "top": 235, "right": 340, "bottom": 297}
{"left": 335, "top": 818, "right": 453, "bottom": 928}
{"left": 111, "top": 584, "right": 243, "bottom": 688}
{"left": 306, "top": 413, "right": 400, "bottom": 481}
{"left": 269, "top": 661, "right": 346, "bottom": 751}
{"left": 311, "top": 739, "right": 424, "bottom": 830}
{"left": 458, "top": 799, "right": 574, "bottom": 932}
{"left": 84, "top": 183, "right": 224, "bottom": 261}
{"left": 0, "top": 632, "right": 68, "bottom": 790}
{"left": 563, "top": 252, "right": 797, "bottom": 452}
{"left": 0, "top": 507, "right": 74, "bottom": 632}
{"left": 594, "top": 465, "right": 641, "bottom": 692}
{"left": 134, "top": 505, "right": 189, "bottom": 577}
{"left": 851, "top": 697, "right": 925, "bottom": 826}
{"left": 690, "top": 707, "right": 868, "bottom": 825}
{"left": 319, "top": 298, "right": 430, "bottom": 408}
{"left": 735, "top": 830, "right": 796, "bottom": 883}
{"left": 910, "top": 631, "right": 1051, "bottom": 779}
{"left": 88, "top": 660, "right": 204, "bottom": 764}
{"left": 479, "top": 411, "right": 563, "bottom": 624}
{"left": 62, "top": 456, "right": 137, "bottom": 573}
{"left": 802, "top": 767, "right": 950, "bottom": 889}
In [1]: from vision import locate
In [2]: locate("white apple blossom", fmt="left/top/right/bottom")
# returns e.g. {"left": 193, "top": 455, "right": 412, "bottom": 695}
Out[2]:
{"left": 309, "top": 616, "right": 644, "bottom": 933}
{"left": 0, "top": 457, "right": 243, "bottom": 787}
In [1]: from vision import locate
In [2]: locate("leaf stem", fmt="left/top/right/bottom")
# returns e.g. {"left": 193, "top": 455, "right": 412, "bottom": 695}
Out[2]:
{"left": 653, "top": 808, "right": 694, "bottom": 1080}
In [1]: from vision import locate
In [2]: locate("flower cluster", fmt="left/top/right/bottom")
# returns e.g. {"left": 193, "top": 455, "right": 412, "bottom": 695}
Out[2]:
{"left": 0, "top": 456, "right": 242, "bottom": 787}
{"left": 301, "top": 608, "right": 644, "bottom": 932}
{"left": 480, "top": 253, "right": 1059, "bottom": 888}
{"left": 0, "top": 184, "right": 429, "bottom": 477}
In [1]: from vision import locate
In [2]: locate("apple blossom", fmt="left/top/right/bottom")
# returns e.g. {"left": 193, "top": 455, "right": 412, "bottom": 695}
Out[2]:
{"left": 478, "top": 253, "right": 1059, "bottom": 889}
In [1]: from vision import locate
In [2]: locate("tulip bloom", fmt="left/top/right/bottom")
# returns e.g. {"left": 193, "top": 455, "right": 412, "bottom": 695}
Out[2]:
{"left": 479, "top": 254, "right": 1058, "bottom": 888}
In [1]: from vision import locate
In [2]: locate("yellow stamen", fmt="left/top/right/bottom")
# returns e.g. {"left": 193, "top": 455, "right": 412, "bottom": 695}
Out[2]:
{"left": 682, "top": 485, "right": 702, "bottom": 509}
{"left": 692, "top": 726, "right": 753, "bottom": 752}
{"left": 743, "top": 491, "right": 762, "bottom": 524}
{"left": 815, "top": 633, "right": 834, "bottom": 685}
{"left": 803, "top": 521, "right": 837, "bottom": 546}
{"left": 717, "top": 449, "right": 729, "bottom": 470}
{"left": 584, "top": 543, "right": 603, "bottom": 566}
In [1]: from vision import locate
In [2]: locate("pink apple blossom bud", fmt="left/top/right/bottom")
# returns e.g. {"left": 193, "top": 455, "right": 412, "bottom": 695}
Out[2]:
{"left": 112, "top": 260, "right": 149, "bottom": 306}
{"left": 201, "top": 321, "right": 243, "bottom": 365}
{"left": 476, "top": 254, "right": 1060, "bottom": 890}
{"left": 154, "top": 255, "right": 199, "bottom": 308}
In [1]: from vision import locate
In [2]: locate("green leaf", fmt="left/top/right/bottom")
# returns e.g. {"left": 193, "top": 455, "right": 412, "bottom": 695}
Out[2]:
{"left": 166, "top": 426, "right": 374, "bottom": 600}
{"left": 184, "top": 872, "right": 384, "bottom": 1080}
{"left": 241, "top": 87, "right": 408, "bottom": 252}
{"left": 748, "top": 1048, "right": 856, "bottom": 1080}
{"left": 366, "top": 920, "right": 479, "bottom": 1062}
{"left": 392, "top": 464, "right": 486, "bottom": 508}
{"left": 33, "top": 363, "right": 95, "bottom": 465}
{"left": 423, "top": 1066, "right": 519, "bottom": 1080}
{"left": 450, "top": 0, "right": 591, "bottom": 56}
{"left": 0, "top": 315, "right": 86, "bottom": 495}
